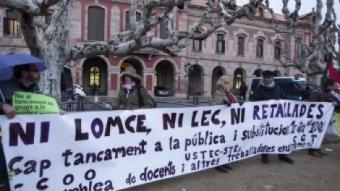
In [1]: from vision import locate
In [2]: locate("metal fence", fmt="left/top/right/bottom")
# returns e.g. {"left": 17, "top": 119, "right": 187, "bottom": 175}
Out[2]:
{"left": 60, "top": 96, "right": 213, "bottom": 112}
{"left": 60, "top": 96, "right": 113, "bottom": 112}
{"left": 60, "top": 97, "right": 85, "bottom": 112}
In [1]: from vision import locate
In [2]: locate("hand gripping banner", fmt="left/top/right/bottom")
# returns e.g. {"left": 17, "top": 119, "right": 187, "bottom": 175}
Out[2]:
{"left": 0, "top": 100, "right": 334, "bottom": 191}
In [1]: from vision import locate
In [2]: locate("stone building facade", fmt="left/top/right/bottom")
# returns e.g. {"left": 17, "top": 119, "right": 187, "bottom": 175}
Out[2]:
{"left": 0, "top": 0, "right": 312, "bottom": 98}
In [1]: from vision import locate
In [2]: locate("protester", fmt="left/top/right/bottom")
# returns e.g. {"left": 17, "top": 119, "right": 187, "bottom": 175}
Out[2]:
{"left": 113, "top": 66, "right": 156, "bottom": 110}
{"left": 0, "top": 64, "right": 43, "bottom": 191}
{"left": 213, "top": 75, "right": 237, "bottom": 173}
{"left": 252, "top": 70, "right": 294, "bottom": 164}
{"left": 239, "top": 81, "right": 248, "bottom": 101}
{"left": 308, "top": 78, "right": 338, "bottom": 157}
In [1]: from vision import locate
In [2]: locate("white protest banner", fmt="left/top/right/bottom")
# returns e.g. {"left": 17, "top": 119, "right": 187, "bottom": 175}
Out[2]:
{"left": 0, "top": 100, "right": 334, "bottom": 191}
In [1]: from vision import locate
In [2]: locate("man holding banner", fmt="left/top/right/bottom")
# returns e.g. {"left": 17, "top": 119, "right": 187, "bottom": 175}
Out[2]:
{"left": 0, "top": 64, "right": 43, "bottom": 191}
{"left": 0, "top": 63, "right": 62, "bottom": 191}
{"left": 252, "top": 70, "right": 294, "bottom": 164}
{"left": 0, "top": 64, "right": 42, "bottom": 118}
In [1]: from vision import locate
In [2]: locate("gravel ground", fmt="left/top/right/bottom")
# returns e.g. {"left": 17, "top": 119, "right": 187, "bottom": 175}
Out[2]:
{"left": 125, "top": 143, "right": 340, "bottom": 191}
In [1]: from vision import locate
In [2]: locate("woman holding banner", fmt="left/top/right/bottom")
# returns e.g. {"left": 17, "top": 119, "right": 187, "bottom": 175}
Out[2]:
{"left": 113, "top": 66, "right": 156, "bottom": 110}
{"left": 213, "top": 75, "right": 237, "bottom": 173}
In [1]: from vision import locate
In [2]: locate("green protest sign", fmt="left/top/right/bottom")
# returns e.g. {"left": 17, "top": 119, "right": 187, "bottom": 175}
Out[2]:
{"left": 12, "top": 91, "right": 60, "bottom": 114}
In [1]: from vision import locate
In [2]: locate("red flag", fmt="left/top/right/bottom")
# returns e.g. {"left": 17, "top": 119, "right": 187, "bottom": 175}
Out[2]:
{"left": 328, "top": 60, "right": 340, "bottom": 83}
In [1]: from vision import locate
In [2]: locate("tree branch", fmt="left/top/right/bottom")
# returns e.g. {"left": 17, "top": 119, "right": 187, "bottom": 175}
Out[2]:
{"left": 14, "top": 11, "right": 43, "bottom": 57}
{"left": 0, "top": 0, "right": 61, "bottom": 15}
{"left": 264, "top": 0, "right": 299, "bottom": 34}
{"left": 178, "top": 0, "right": 263, "bottom": 41}
{"left": 71, "top": 0, "right": 265, "bottom": 59}
{"left": 46, "top": 0, "right": 74, "bottom": 37}
{"left": 71, "top": 36, "right": 179, "bottom": 59}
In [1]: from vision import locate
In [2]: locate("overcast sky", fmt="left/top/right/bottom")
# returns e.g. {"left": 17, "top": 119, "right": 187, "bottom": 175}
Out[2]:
{"left": 237, "top": 0, "right": 340, "bottom": 24}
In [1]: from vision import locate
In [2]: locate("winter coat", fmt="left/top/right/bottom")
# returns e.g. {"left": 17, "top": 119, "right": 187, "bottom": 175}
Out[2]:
{"left": 309, "top": 89, "right": 333, "bottom": 102}
{"left": 240, "top": 84, "right": 248, "bottom": 95}
{"left": 252, "top": 81, "right": 285, "bottom": 101}
{"left": 213, "top": 88, "right": 237, "bottom": 105}
{"left": 113, "top": 85, "right": 156, "bottom": 110}
{"left": 115, "top": 66, "right": 156, "bottom": 110}
{"left": 213, "top": 75, "right": 237, "bottom": 105}
{"left": 309, "top": 89, "right": 340, "bottom": 112}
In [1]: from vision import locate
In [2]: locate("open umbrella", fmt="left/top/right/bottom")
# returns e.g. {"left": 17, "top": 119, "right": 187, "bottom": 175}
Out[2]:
{"left": 0, "top": 54, "right": 46, "bottom": 81}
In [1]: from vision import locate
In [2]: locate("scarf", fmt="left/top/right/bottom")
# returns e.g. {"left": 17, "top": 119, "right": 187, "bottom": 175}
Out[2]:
{"left": 226, "top": 91, "right": 237, "bottom": 103}
{"left": 122, "top": 82, "right": 135, "bottom": 98}
{"left": 122, "top": 82, "right": 135, "bottom": 91}
{"left": 259, "top": 80, "right": 275, "bottom": 88}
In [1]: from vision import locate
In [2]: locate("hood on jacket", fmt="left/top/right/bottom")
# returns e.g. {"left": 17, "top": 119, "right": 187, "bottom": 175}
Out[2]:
{"left": 120, "top": 66, "right": 142, "bottom": 83}
{"left": 216, "top": 75, "right": 232, "bottom": 92}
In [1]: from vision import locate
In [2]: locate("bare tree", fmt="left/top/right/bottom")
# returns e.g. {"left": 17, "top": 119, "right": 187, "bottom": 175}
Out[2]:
{"left": 0, "top": 0, "right": 337, "bottom": 98}
{"left": 0, "top": 0, "right": 267, "bottom": 99}
{"left": 264, "top": 0, "right": 340, "bottom": 77}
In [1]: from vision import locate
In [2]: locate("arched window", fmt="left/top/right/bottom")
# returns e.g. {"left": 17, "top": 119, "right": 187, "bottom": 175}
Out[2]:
{"left": 3, "top": 9, "right": 21, "bottom": 36}
{"left": 274, "top": 41, "right": 282, "bottom": 60}
{"left": 88, "top": 6, "right": 105, "bottom": 41}
{"left": 235, "top": 73, "right": 243, "bottom": 89}
{"left": 233, "top": 68, "right": 245, "bottom": 94}
{"left": 258, "top": 7, "right": 264, "bottom": 18}
{"left": 295, "top": 35, "right": 303, "bottom": 61}
{"left": 125, "top": 11, "right": 141, "bottom": 31}
{"left": 193, "top": 40, "right": 202, "bottom": 52}
{"left": 237, "top": 36, "right": 245, "bottom": 56}
{"left": 90, "top": 67, "right": 100, "bottom": 86}
{"left": 216, "top": 34, "right": 225, "bottom": 54}
{"left": 256, "top": 39, "right": 264, "bottom": 58}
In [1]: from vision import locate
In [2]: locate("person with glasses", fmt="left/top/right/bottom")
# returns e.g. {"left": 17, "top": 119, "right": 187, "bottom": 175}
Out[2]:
{"left": 0, "top": 64, "right": 42, "bottom": 191}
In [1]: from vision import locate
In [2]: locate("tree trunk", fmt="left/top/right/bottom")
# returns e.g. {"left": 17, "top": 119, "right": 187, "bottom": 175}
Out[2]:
{"left": 16, "top": 1, "right": 73, "bottom": 101}
{"left": 39, "top": 52, "right": 65, "bottom": 100}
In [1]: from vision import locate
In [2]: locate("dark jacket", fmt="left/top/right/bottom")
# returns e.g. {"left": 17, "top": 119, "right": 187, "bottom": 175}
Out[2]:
{"left": 308, "top": 89, "right": 340, "bottom": 112}
{"left": 309, "top": 89, "right": 333, "bottom": 102}
{"left": 252, "top": 82, "right": 285, "bottom": 101}
{"left": 0, "top": 78, "right": 40, "bottom": 115}
{"left": 240, "top": 84, "right": 248, "bottom": 94}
